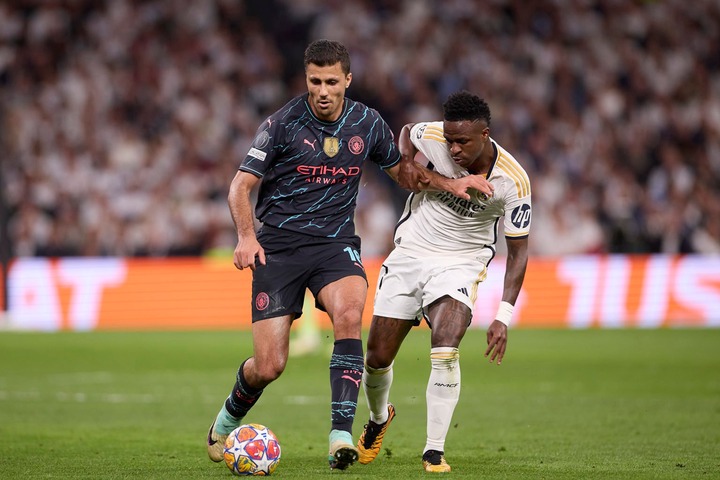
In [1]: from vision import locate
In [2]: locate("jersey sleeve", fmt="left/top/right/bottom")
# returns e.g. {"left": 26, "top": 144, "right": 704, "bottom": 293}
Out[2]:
{"left": 409, "top": 121, "right": 447, "bottom": 164}
{"left": 409, "top": 121, "right": 466, "bottom": 179}
{"left": 503, "top": 185, "right": 532, "bottom": 238}
{"left": 239, "top": 116, "right": 284, "bottom": 177}
{"left": 368, "top": 111, "right": 401, "bottom": 169}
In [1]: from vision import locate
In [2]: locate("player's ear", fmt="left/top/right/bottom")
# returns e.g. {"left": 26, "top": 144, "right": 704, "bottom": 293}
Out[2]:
{"left": 345, "top": 72, "right": 352, "bottom": 89}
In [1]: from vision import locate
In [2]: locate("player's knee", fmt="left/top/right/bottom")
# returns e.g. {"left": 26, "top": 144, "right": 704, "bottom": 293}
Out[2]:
{"left": 430, "top": 334, "right": 463, "bottom": 349}
{"left": 334, "top": 304, "right": 363, "bottom": 324}
{"left": 253, "top": 358, "right": 286, "bottom": 384}
{"left": 331, "top": 307, "right": 363, "bottom": 337}
{"left": 365, "top": 349, "right": 393, "bottom": 370}
{"left": 429, "top": 317, "right": 468, "bottom": 348}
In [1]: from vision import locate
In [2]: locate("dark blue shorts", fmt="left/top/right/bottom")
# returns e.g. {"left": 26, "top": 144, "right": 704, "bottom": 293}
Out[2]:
{"left": 250, "top": 226, "right": 367, "bottom": 322}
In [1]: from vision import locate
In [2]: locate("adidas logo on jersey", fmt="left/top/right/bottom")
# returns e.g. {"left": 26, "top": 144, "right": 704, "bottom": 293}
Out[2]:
{"left": 457, "top": 287, "right": 468, "bottom": 296}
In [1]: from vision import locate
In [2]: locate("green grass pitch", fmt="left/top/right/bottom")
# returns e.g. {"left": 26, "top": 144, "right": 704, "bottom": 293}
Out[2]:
{"left": 1, "top": 328, "right": 718, "bottom": 479}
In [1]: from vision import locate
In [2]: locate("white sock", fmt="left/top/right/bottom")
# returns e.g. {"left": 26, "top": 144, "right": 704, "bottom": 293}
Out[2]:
{"left": 363, "top": 362, "right": 393, "bottom": 424}
{"left": 424, "top": 347, "right": 460, "bottom": 453}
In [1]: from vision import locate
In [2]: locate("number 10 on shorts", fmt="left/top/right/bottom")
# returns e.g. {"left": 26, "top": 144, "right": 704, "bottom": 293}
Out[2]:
{"left": 344, "top": 247, "right": 364, "bottom": 268}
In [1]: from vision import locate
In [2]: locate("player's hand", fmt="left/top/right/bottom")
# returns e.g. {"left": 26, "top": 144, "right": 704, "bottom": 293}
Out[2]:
{"left": 398, "top": 158, "right": 429, "bottom": 193}
{"left": 448, "top": 175, "right": 494, "bottom": 201}
{"left": 233, "top": 237, "right": 266, "bottom": 271}
{"left": 485, "top": 320, "right": 507, "bottom": 365}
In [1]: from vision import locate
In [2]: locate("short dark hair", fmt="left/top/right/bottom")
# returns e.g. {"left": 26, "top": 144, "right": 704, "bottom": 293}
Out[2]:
{"left": 304, "top": 39, "right": 351, "bottom": 75}
{"left": 443, "top": 91, "right": 491, "bottom": 126}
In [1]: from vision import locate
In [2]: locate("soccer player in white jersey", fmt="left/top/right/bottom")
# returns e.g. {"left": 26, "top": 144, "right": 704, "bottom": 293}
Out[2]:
{"left": 357, "top": 91, "right": 531, "bottom": 473}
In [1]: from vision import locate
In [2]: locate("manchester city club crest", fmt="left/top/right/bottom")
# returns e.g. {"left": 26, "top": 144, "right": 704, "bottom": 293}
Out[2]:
{"left": 323, "top": 137, "right": 339, "bottom": 157}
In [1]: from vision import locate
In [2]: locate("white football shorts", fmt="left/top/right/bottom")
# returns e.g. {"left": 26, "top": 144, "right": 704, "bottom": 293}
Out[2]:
{"left": 372, "top": 249, "right": 490, "bottom": 321}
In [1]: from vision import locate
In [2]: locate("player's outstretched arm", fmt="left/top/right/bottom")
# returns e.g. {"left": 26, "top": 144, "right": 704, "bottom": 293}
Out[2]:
{"left": 501, "top": 237, "right": 529, "bottom": 307}
{"left": 485, "top": 236, "right": 529, "bottom": 365}
{"left": 387, "top": 123, "right": 494, "bottom": 199}
{"left": 443, "top": 175, "right": 494, "bottom": 200}
{"left": 228, "top": 171, "right": 265, "bottom": 271}
{"left": 388, "top": 123, "right": 426, "bottom": 192}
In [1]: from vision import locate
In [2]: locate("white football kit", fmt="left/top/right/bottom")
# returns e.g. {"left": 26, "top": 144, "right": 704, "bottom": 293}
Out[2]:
{"left": 373, "top": 121, "right": 532, "bottom": 321}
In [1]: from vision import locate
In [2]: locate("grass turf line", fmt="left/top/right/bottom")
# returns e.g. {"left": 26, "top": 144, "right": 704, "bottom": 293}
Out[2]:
{"left": 0, "top": 329, "right": 718, "bottom": 479}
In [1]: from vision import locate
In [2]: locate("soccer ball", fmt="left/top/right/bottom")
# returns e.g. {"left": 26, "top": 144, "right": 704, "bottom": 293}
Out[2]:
{"left": 224, "top": 424, "right": 281, "bottom": 476}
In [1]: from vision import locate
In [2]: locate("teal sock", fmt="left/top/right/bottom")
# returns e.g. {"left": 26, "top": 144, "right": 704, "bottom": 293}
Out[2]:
{"left": 215, "top": 402, "right": 242, "bottom": 435}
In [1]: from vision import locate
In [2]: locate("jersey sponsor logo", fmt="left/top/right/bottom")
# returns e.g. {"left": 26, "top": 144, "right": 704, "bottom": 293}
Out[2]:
{"left": 457, "top": 287, "right": 468, "bottom": 296}
{"left": 253, "top": 130, "right": 270, "bottom": 149}
{"left": 248, "top": 147, "right": 267, "bottom": 161}
{"left": 255, "top": 292, "right": 270, "bottom": 311}
{"left": 323, "top": 137, "right": 339, "bottom": 157}
{"left": 303, "top": 138, "right": 317, "bottom": 151}
{"left": 511, "top": 203, "right": 531, "bottom": 229}
{"left": 348, "top": 136, "right": 364, "bottom": 155}
{"left": 296, "top": 165, "right": 361, "bottom": 184}
{"left": 435, "top": 191, "right": 486, "bottom": 217}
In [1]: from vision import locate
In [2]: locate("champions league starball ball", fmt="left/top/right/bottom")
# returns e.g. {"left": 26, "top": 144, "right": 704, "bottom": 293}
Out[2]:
{"left": 224, "top": 424, "right": 281, "bottom": 476}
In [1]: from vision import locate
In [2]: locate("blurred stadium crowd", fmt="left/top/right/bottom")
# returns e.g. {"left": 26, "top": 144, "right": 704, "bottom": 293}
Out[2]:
{"left": 2, "top": 0, "right": 719, "bottom": 258}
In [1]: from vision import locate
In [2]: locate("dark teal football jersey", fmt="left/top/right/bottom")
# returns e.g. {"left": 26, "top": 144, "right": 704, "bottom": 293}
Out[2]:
{"left": 240, "top": 93, "right": 401, "bottom": 238}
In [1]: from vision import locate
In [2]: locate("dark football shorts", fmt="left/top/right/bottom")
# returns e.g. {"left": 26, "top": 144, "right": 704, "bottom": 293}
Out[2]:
{"left": 250, "top": 225, "right": 368, "bottom": 322}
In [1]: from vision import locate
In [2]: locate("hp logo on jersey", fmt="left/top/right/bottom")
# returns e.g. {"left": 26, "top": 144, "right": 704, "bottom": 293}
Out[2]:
{"left": 511, "top": 204, "right": 531, "bottom": 229}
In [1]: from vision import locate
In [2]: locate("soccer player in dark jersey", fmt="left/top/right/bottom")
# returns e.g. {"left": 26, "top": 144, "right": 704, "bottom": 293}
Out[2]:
{"left": 206, "top": 39, "right": 494, "bottom": 471}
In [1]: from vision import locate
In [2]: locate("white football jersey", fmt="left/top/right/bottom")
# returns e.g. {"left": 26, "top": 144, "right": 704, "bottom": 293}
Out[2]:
{"left": 393, "top": 121, "right": 531, "bottom": 259}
